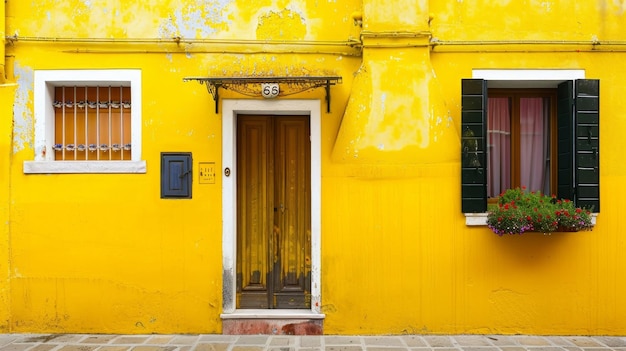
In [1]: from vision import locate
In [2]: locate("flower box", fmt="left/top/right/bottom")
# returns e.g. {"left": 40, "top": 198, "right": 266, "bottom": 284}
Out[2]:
{"left": 487, "top": 187, "right": 594, "bottom": 236}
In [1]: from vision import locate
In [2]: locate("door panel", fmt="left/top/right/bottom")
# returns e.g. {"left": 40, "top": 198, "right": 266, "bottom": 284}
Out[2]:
{"left": 237, "top": 117, "right": 273, "bottom": 308}
{"left": 273, "top": 118, "right": 311, "bottom": 308}
{"left": 236, "top": 115, "right": 311, "bottom": 309}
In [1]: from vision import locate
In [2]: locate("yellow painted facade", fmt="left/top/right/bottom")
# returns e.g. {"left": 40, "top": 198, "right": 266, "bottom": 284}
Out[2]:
{"left": 0, "top": 0, "right": 625, "bottom": 335}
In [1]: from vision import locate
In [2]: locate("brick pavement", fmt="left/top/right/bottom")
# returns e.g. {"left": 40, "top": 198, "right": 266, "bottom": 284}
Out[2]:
{"left": 0, "top": 334, "right": 624, "bottom": 351}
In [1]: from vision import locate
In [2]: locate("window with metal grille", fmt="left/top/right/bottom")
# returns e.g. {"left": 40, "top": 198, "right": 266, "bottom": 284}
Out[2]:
{"left": 53, "top": 86, "right": 132, "bottom": 161}
{"left": 24, "top": 69, "right": 145, "bottom": 174}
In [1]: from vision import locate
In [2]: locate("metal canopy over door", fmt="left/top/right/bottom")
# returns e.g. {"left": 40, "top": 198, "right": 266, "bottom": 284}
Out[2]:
{"left": 236, "top": 115, "right": 312, "bottom": 309}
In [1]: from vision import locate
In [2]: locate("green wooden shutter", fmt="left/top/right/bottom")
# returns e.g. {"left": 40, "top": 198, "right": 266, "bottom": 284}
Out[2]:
{"left": 461, "top": 79, "right": 488, "bottom": 213}
{"left": 574, "top": 79, "right": 600, "bottom": 212}
{"left": 557, "top": 81, "right": 574, "bottom": 201}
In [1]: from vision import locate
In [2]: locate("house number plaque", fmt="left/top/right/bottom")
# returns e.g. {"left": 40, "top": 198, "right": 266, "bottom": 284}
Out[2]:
{"left": 261, "top": 83, "right": 279, "bottom": 98}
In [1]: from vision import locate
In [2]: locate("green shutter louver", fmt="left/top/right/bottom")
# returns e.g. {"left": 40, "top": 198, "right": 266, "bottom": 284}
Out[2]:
{"left": 557, "top": 81, "right": 574, "bottom": 201}
{"left": 574, "top": 79, "right": 600, "bottom": 212}
{"left": 461, "top": 79, "right": 488, "bottom": 213}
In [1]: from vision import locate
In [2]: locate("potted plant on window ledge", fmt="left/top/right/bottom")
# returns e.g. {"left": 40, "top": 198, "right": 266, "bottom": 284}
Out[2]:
{"left": 486, "top": 187, "right": 594, "bottom": 236}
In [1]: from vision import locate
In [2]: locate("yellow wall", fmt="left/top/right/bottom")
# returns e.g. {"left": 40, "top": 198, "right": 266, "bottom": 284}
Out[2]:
{"left": 3, "top": 0, "right": 626, "bottom": 335}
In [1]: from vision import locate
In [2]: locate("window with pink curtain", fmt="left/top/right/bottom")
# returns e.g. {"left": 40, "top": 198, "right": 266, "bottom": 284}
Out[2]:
{"left": 488, "top": 94, "right": 551, "bottom": 198}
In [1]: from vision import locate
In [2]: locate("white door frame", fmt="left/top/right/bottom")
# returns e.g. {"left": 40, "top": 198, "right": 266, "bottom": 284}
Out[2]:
{"left": 221, "top": 99, "right": 322, "bottom": 317}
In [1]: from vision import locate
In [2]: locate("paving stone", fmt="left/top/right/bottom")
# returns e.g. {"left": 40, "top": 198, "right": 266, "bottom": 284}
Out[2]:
{"left": 400, "top": 336, "right": 427, "bottom": 347}
{"left": 423, "top": 336, "right": 454, "bottom": 347}
{"left": 563, "top": 338, "right": 603, "bottom": 347}
{"left": 81, "top": 336, "right": 118, "bottom": 344}
{"left": 363, "top": 337, "right": 404, "bottom": 347}
{"left": 300, "top": 336, "right": 322, "bottom": 347}
{"left": 56, "top": 345, "right": 99, "bottom": 351}
{"left": 521, "top": 347, "right": 566, "bottom": 351}
{"left": 15, "top": 335, "right": 54, "bottom": 344}
{"left": 269, "top": 337, "right": 293, "bottom": 346}
{"left": 324, "top": 347, "right": 363, "bottom": 351}
{"left": 324, "top": 337, "right": 362, "bottom": 345}
{"left": 592, "top": 337, "right": 626, "bottom": 347}
{"left": 193, "top": 344, "right": 229, "bottom": 351}
{"left": 198, "top": 336, "right": 237, "bottom": 343}
{"left": 49, "top": 335, "right": 88, "bottom": 343}
{"left": 562, "top": 347, "right": 583, "bottom": 351}
{"left": 0, "top": 344, "right": 33, "bottom": 351}
{"left": 511, "top": 336, "right": 551, "bottom": 346}
{"left": 28, "top": 344, "right": 56, "bottom": 351}
{"left": 168, "top": 336, "right": 200, "bottom": 345}
{"left": 544, "top": 337, "right": 577, "bottom": 347}
{"left": 455, "top": 347, "right": 499, "bottom": 351}
{"left": 230, "top": 347, "right": 264, "bottom": 351}
{"left": 112, "top": 337, "right": 150, "bottom": 345}
{"left": 499, "top": 347, "right": 527, "bottom": 351}
{"left": 454, "top": 335, "right": 494, "bottom": 346}
{"left": 130, "top": 347, "right": 176, "bottom": 351}
{"left": 97, "top": 347, "right": 132, "bottom": 351}
{"left": 0, "top": 338, "right": 19, "bottom": 348}
{"left": 234, "top": 336, "right": 268, "bottom": 346}
{"left": 145, "top": 337, "right": 175, "bottom": 345}
{"left": 365, "top": 347, "right": 409, "bottom": 351}
{"left": 485, "top": 336, "right": 517, "bottom": 346}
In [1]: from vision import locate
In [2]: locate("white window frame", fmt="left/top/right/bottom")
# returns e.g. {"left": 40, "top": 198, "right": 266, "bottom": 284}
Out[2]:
{"left": 23, "top": 69, "right": 146, "bottom": 174}
{"left": 465, "top": 69, "right": 587, "bottom": 225}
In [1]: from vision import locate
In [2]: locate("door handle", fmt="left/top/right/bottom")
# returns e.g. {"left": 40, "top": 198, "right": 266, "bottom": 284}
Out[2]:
{"left": 179, "top": 170, "right": 191, "bottom": 179}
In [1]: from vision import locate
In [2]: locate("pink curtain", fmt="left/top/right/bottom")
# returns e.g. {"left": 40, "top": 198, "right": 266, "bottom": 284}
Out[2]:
{"left": 488, "top": 97, "right": 550, "bottom": 197}
{"left": 519, "top": 98, "right": 549, "bottom": 194}
{"left": 487, "top": 98, "right": 510, "bottom": 198}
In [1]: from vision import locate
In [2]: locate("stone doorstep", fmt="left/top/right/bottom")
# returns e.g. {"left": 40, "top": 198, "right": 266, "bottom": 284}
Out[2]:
{"left": 221, "top": 319, "right": 323, "bottom": 335}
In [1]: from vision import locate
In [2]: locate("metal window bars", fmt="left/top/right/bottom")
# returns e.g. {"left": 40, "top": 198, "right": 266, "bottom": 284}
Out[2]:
{"left": 53, "top": 86, "right": 132, "bottom": 161}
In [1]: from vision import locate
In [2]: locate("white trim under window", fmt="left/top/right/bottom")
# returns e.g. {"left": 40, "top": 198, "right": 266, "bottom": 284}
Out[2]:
{"left": 24, "top": 69, "right": 145, "bottom": 174}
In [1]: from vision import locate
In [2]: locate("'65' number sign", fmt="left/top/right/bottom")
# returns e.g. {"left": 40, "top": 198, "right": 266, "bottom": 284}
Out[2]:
{"left": 261, "top": 83, "right": 280, "bottom": 99}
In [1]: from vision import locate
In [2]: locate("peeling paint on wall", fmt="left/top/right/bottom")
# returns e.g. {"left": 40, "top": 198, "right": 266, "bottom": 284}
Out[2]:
{"left": 256, "top": 8, "right": 307, "bottom": 40}
{"left": 12, "top": 62, "right": 33, "bottom": 154}
{"left": 158, "top": 0, "right": 233, "bottom": 39}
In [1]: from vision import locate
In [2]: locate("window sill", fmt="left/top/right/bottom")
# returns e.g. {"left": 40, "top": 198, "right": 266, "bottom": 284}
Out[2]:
{"left": 465, "top": 212, "right": 598, "bottom": 226}
{"left": 23, "top": 160, "right": 146, "bottom": 174}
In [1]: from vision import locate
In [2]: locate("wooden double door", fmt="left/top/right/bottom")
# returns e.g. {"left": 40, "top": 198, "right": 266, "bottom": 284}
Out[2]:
{"left": 236, "top": 115, "right": 312, "bottom": 309}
